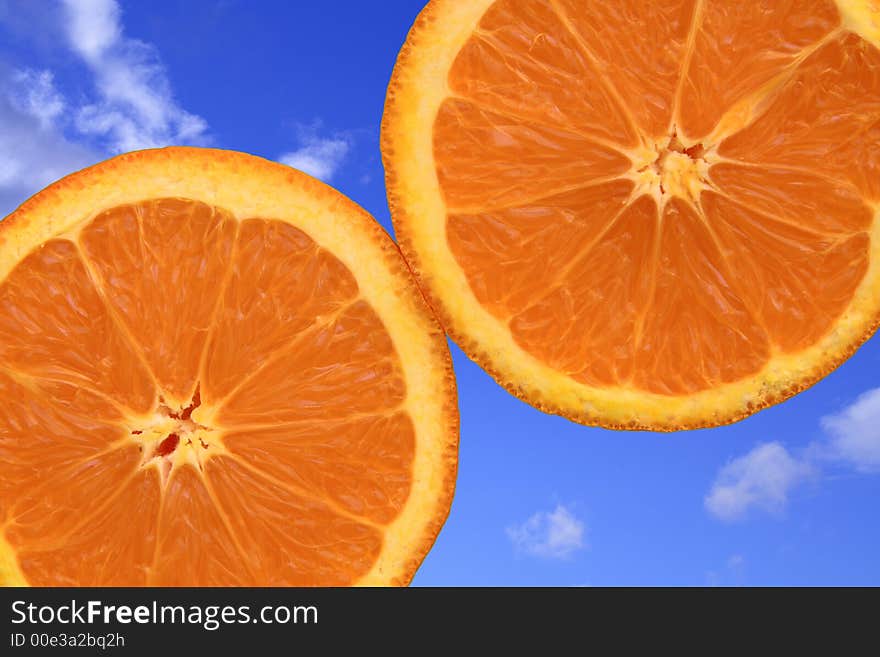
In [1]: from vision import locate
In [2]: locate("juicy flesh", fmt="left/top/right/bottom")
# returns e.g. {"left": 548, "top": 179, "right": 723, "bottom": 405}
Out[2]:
{"left": 436, "top": 0, "right": 880, "bottom": 394}
{"left": 0, "top": 199, "right": 414, "bottom": 585}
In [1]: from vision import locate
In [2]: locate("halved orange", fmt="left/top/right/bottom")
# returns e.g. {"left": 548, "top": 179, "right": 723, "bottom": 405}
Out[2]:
{"left": 382, "top": 0, "right": 880, "bottom": 430}
{"left": 0, "top": 147, "right": 458, "bottom": 586}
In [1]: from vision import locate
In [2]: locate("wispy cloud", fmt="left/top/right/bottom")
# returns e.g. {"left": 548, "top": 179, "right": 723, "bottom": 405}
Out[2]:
{"left": 64, "top": 0, "right": 120, "bottom": 62}
{"left": 278, "top": 124, "right": 352, "bottom": 183}
{"left": 705, "top": 387, "right": 880, "bottom": 523}
{"left": 60, "top": 0, "right": 209, "bottom": 152}
{"left": 706, "top": 554, "right": 746, "bottom": 587}
{"left": 820, "top": 387, "right": 880, "bottom": 473}
{"left": 507, "top": 504, "right": 586, "bottom": 559}
{"left": 8, "top": 68, "right": 66, "bottom": 129}
{"left": 704, "top": 442, "right": 814, "bottom": 522}
{"left": 727, "top": 554, "right": 745, "bottom": 570}
{"left": 0, "top": 0, "right": 210, "bottom": 216}
{"left": 0, "top": 67, "right": 97, "bottom": 214}
{"left": 1, "top": 0, "right": 355, "bottom": 217}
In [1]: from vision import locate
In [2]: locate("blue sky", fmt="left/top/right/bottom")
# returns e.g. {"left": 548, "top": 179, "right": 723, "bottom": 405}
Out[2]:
{"left": 1, "top": 0, "right": 878, "bottom": 586}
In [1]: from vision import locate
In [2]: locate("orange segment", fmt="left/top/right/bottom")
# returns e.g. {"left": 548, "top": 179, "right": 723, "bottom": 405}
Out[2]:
{"left": 719, "top": 32, "right": 880, "bottom": 200}
{"left": 508, "top": 195, "right": 658, "bottom": 387}
{"left": 447, "top": 0, "right": 636, "bottom": 146}
{"left": 553, "top": 0, "right": 697, "bottom": 138}
{"left": 631, "top": 199, "right": 770, "bottom": 394}
{"left": 678, "top": 0, "right": 841, "bottom": 139}
{"left": 217, "top": 300, "right": 407, "bottom": 426}
{"left": 702, "top": 191, "right": 870, "bottom": 351}
{"left": 446, "top": 179, "right": 634, "bottom": 318}
{"left": 80, "top": 199, "right": 238, "bottom": 405}
{"left": 708, "top": 163, "right": 873, "bottom": 235}
{"left": 0, "top": 239, "right": 155, "bottom": 413}
{"left": 434, "top": 99, "right": 631, "bottom": 211}
{"left": 383, "top": 0, "right": 880, "bottom": 429}
{"left": 0, "top": 372, "right": 127, "bottom": 515}
{"left": 223, "top": 412, "right": 416, "bottom": 525}
{"left": 206, "top": 457, "right": 383, "bottom": 586}
{"left": 150, "top": 465, "right": 252, "bottom": 586}
{"left": 7, "top": 446, "right": 140, "bottom": 552}
{"left": 200, "top": 218, "right": 359, "bottom": 403}
{"left": 0, "top": 147, "right": 457, "bottom": 586}
{"left": 18, "top": 470, "right": 160, "bottom": 586}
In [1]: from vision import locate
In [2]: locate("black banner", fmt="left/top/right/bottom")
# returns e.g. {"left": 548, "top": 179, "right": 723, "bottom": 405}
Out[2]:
{"left": 0, "top": 586, "right": 869, "bottom": 651}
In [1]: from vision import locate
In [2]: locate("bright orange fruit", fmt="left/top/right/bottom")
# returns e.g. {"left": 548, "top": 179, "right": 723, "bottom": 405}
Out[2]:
{"left": 382, "top": 0, "right": 880, "bottom": 430}
{"left": 0, "top": 147, "right": 458, "bottom": 586}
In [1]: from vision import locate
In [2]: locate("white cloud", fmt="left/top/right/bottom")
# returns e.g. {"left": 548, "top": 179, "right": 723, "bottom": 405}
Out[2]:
{"left": 702, "top": 388, "right": 880, "bottom": 525}
{"left": 727, "top": 554, "right": 745, "bottom": 570}
{"left": 0, "top": 0, "right": 209, "bottom": 216}
{"left": 0, "top": 68, "right": 98, "bottom": 216}
{"left": 64, "top": 0, "right": 120, "bottom": 63}
{"left": 278, "top": 125, "right": 352, "bottom": 182}
{"left": 706, "top": 554, "right": 746, "bottom": 587}
{"left": 8, "top": 69, "right": 66, "bottom": 129}
{"left": 60, "top": 0, "right": 209, "bottom": 152}
{"left": 705, "top": 442, "right": 814, "bottom": 522}
{"left": 820, "top": 387, "right": 880, "bottom": 473}
{"left": 506, "top": 504, "right": 586, "bottom": 559}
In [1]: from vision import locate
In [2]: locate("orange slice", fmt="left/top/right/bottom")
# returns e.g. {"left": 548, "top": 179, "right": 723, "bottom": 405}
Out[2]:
{"left": 0, "top": 147, "right": 458, "bottom": 586}
{"left": 382, "top": 0, "right": 880, "bottom": 430}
